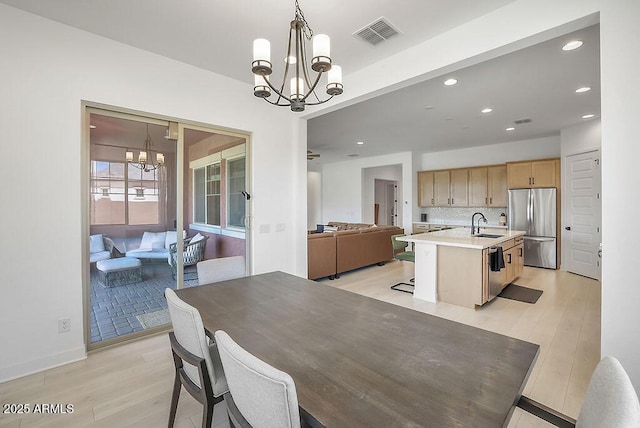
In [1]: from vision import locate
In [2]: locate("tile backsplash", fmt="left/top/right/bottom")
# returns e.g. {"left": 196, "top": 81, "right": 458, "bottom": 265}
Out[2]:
{"left": 421, "top": 207, "right": 508, "bottom": 226}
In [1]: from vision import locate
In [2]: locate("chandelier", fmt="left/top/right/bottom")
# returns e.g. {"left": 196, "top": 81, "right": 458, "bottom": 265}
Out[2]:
{"left": 252, "top": 0, "right": 343, "bottom": 112}
{"left": 125, "top": 124, "right": 164, "bottom": 172}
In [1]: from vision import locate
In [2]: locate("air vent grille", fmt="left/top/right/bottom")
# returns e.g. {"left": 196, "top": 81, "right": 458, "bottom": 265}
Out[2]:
{"left": 514, "top": 118, "right": 532, "bottom": 124}
{"left": 347, "top": 154, "right": 360, "bottom": 157}
{"left": 353, "top": 17, "right": 399, "bottom": 46}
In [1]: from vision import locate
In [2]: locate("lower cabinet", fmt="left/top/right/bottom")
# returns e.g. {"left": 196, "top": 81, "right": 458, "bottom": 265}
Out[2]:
{"left": 503, "top": 238, "right": 524, "bottom": 286}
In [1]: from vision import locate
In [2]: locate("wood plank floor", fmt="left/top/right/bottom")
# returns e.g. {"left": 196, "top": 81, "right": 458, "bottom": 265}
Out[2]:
{"left": 0, "top": 262, "right": 600, "bottom": 427}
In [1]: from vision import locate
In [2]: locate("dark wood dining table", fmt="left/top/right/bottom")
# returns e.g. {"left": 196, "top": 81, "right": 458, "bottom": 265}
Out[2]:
{"left": 175, "top": 271, "right": 539, "bottom": 427}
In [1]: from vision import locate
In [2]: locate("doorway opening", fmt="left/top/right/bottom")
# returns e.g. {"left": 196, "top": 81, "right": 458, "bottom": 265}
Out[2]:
{"left": 85, "top": 105, "right": 251, "bottom": 349}
{"left": 374, "top": 179, "right": 397, "bottom": 226}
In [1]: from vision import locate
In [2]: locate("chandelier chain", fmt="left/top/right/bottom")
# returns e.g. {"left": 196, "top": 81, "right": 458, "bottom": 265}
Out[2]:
{"left": 295, "top": 0, "right": 313, "bottom": 40}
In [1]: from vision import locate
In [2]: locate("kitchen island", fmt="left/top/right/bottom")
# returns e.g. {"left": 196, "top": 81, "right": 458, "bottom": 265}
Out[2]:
{"left": 399, "top": 228, "right": 526, "bottom": 308}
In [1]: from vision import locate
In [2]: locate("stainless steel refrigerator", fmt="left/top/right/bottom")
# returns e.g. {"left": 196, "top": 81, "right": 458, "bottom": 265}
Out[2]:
{"left": 508, "top": 188, "right": 557, "bottom": 269}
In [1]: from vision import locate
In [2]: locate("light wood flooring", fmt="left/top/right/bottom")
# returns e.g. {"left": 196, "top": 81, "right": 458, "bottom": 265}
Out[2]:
{"left": 0, "top": 262, "right": 600, "bottom": 427}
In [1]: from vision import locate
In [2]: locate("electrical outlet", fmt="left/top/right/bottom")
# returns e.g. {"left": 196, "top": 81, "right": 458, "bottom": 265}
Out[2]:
{"left": 58, "top": 318, "right": 71, "bottom": 333}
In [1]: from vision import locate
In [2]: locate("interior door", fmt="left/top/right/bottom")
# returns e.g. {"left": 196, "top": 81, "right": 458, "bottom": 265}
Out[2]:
{"left": 564, "top": 150, "right": 601, "bottom": 280}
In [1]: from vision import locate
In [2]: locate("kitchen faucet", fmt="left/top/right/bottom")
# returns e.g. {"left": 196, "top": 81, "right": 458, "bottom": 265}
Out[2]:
{"left": 471, "top": 212, "right": 488, "bottom": 235}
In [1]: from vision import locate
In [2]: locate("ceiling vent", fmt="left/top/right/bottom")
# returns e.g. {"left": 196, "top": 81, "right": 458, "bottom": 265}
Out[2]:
{"left": 514, "top": 118, "right": 533, "bottom": 124}
{"left": 347, "top": 154, "right": 360, "bottom": 157}
{"left": 353, "top": 17, "right": 399, "bottom": 46}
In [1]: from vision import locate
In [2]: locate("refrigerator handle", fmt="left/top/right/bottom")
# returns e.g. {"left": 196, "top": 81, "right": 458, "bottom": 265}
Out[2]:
{"left": 528, "top": 190, "right": 533, "bottom": 235}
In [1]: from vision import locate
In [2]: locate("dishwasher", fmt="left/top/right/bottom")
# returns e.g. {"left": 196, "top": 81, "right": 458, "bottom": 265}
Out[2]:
{"left": 487, "top": 246, "right": 506, "bottom": 301}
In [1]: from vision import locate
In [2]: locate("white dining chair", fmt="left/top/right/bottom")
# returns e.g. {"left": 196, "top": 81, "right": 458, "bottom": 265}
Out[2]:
{"left": 214, "top": 330, "right": 301, "bottom": 428}
{"left": 197, "top": 256, "right": 246, "bottom": 285}
{"left": 517, "top": 356, "right": 640, "bottom": 427}
{"left": 165, "top": 288, "right": 229, "bottom": 428}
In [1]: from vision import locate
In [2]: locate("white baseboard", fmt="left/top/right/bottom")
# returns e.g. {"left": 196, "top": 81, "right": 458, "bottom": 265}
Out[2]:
{"left": 0, "top": 346, "right": 87, "bottom": 383}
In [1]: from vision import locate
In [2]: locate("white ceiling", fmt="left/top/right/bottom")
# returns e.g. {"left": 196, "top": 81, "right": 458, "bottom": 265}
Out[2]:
{"left": 3, "top": 1, "right": 600, "bottom": 166}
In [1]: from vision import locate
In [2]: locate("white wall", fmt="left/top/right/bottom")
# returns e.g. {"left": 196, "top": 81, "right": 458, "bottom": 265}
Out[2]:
{"left": 363, "top": 165, "right": 402, "bottom": 225}
{"left": 600, "top": 0, "right": 640, "bottom": 388}
{"left": 0, "top": 5, "right": 300, "bottom": 382}
{"left": 421, "top": 136, "right": 560, "bottom": 170}
{"left": 307, "top": 171, "right": 322, "bottom": 229}
{"left": 321, "top": 152, "right": 413, "bottom": 230}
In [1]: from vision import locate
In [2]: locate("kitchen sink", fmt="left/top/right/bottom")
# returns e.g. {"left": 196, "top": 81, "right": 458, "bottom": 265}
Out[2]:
{"left": 474, "top": 233, "right": 504, "bottom": 238}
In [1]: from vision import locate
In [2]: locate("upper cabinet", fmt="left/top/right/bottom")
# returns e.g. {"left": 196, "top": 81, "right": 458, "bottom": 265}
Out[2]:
{"left": 506, "top": 159, "right": 559, "bottom": 189}
{"left": 487, "top": 165, "right": 508, "bottom": 206}
{"left": 418, "top": 168, "right": 469, "bottom": 207}
{"left": 418, "top": 171, "right": 435, "bottom": 207}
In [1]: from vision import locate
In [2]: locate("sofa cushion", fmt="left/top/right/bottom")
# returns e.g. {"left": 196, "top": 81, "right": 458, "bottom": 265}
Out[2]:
{"left": 139, "top": 232, "right": 167, "bottom": 251}
{"left": 190, "top": 232, "right": 205, "bottom": 244}
{"left": 90, "top": 234, "right": 105, "bottom": 253}
{"left": 90, "top": 250, "right": 111, "bottom": 263}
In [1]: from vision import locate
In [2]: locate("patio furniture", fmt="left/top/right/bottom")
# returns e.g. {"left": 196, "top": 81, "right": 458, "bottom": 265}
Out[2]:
{"left": 169, "top": 233, "right": 209, "bottom": 279}
{"left": 125, "top": 230, "right": 185, "bottom": 261}
{"left": 96, "top": 257, "right": 142, "bottom": 287}
{"left": 90, "top": 234, "right": 119, "bottom": 263}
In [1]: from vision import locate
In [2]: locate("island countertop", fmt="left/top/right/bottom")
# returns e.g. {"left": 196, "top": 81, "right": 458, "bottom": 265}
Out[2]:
{"left": 399, "top": 227, "right": 526, "bottom": 249}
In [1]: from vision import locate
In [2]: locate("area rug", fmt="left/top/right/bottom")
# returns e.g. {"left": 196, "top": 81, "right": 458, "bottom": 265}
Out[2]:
{"left": 390, "top": 282, "right": 415, "bottom": 294}
{"left": 136, "top": 309, "right": 170, "bottom": 329}
{"left": 498, "top": 284, "right": 543, "bottom": 304}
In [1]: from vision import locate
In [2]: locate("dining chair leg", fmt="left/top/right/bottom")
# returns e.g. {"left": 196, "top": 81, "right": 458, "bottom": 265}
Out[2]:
{"left": 167, "top": 370, "right": 181, "bottom": 428}
{"left": 202, "top": 401, "right": 214, "bottom": 428}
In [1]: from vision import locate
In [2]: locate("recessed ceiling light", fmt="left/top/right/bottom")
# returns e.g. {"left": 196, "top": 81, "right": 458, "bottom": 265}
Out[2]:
{"left": 562, "top": 40, "right": 583, "bottom": 51}
{"left": 89, "top": 125, "right": 96, "bottom": 129}
{"left": 444, "top": 116, "right": 453, "bottom": 121}
{"left": 582, "top": 114, "right": 595, "bottom": 119}
{"left": 575, "top": 87, "right": 591, "bottom": 93}
{"left": 424, "top": 105, "right": 434, "bottom": 110}
{"left": 356, "top": 141, "right": 364, "bottom": 145}
{"left": 481, "top": 108, "right": 493, "bottom": 114}
{"left": 444, "top": 78, "right": 458, "bottom": 86}
{"left": 505, "top": 127, "right": 515, "bottom": 131}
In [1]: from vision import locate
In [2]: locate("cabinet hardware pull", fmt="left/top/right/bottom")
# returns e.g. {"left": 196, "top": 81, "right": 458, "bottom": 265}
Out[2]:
{"left": 508, "top": 254, "right": 512, "bottom": 264}
{"left": 431, "top": 198, "right": 434, "bottom": 205}
{"left": 451, "top": 198, "right": 454, "bottom": 204}
{"left": 490, "top": 197, "right": 492, "bottom": 204}
{"left": 519, "top": 248, "right": 523, "bottom": 257}
{"left": 485, "top": 197, "right": 488, "bottom": 204}
{"left": 532, "top": 177, "right": 535, "bottom": 185}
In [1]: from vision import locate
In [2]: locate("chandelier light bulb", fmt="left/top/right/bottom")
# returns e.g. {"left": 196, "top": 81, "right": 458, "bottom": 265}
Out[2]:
{"left": 126, "top": 151, "right": 134, "bottom": 162}
{"left": 156, "top": 153, "right": 165, "bottom": 165}
{"left": 138, "top": 151, "right": 147, "bottom": 163}
{"left": 291, "top": 77, "right": 305, "bottom": 100}
{"left": 327, "top": 65, "right": 343, "bottom": 95}
{"left": 254, "top": 74, "right": 271, "bottom": 98}
{"left": 252, "top": 38, "right": 272, "bottom": 75}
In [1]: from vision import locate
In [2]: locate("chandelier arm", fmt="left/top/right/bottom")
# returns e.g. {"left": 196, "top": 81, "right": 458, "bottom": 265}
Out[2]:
{"left": 262, "top": 76, "right": 294, "bottom": 104}
{"left": 301, "top": 71, "right": 324, "bottom": 103}
{"left": 301, "top": 94, "right": 335, "bottom": 107}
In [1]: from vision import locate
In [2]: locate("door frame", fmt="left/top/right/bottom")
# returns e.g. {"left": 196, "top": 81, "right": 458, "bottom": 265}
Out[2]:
{"left": 81, "top": 101, "right": 253, "bottom": 351}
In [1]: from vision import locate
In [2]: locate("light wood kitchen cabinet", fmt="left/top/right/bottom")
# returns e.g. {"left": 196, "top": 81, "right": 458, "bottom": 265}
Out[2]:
{"left": 488, "top": 165, "right": 507, "bottom": 206}
{"left": 450, "top": 169, "right": 468, "bottom": 207}
{"left": 468, "top": 165, "right": 507, "bottom": 207}
{"left": 507, "top": 159, "right": 559, "bottom": 188}
{"left": 433, "top": 170, "right": 451, "bottom": 206}
{"left": 503, "top": 237, "right": 525, "bottom": 286}
{"left": 418, "top": 171, "right": 435, "bottom": 207}
{"left": 432, "top": 169, "right": 468, "bottom": 207}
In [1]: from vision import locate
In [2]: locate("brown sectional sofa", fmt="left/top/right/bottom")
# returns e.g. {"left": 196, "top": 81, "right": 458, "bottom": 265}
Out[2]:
{"left": 308, "top": 222, "right": 403, "bottom": 280}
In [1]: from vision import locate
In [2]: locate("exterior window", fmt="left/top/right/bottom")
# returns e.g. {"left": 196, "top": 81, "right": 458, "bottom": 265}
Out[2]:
{"left": 227, "top": 157, "right": 246, "bottom": 228}
{"left": 192, "top": 155, "right": 245, "bottom": 231}
{"left": 90, "top": 160, "right": 160, "bottom": 226}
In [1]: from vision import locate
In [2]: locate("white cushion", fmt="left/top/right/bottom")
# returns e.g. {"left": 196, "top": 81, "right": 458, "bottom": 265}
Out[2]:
{"left": 190, "top": 233, "right": 205, "bottom": 244}
{"left": 139, "top": 232, "right": 166, "bottom": 251}
{"left": 90, "top": 234, "right": 105, "bottom": 254}
{"left": 90, "top": 250, "right": 111, "bottom": 263}
{"left": 164, "top": 230, "right": 187, "bottom": 249}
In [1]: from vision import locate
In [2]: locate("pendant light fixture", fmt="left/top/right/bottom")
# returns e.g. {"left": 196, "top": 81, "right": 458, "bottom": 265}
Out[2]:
{"left": 125, "top": 123, "right": 164, "bottom": 172}
{"left": 252, "top": 0, "right": 343, "bottom": 112}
